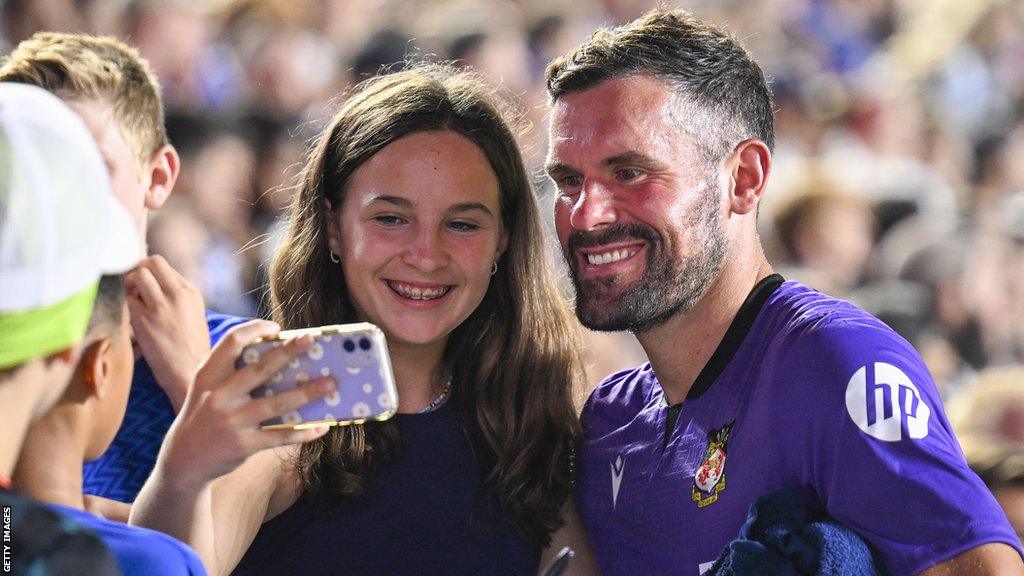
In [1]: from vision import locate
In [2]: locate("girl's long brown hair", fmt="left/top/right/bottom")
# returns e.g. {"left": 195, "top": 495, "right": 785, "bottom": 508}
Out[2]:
{"left": 269, "top": 64, "right": 583, "bottom": 546}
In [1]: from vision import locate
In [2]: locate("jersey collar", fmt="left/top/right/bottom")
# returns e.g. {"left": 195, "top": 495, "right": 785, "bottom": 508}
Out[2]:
{"left": 683, "top": 273, "right": 785, "bottom": 401}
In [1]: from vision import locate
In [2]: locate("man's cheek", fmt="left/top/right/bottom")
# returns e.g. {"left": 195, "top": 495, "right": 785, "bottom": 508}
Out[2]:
{"left": 553, "top": 202, "right": 573, "bottom": 249}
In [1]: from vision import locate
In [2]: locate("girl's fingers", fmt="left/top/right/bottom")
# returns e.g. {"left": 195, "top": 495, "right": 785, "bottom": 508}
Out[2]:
{"left": 239, "top": 377, "right": 335, "bottom": 425}
{"left": 196, "top": 320, "right": 281, "bottom": 386}
{"left": 220, "top": 334, "right": 314, "bottom": 398}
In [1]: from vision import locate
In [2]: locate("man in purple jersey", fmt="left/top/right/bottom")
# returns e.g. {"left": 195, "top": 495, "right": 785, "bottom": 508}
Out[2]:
{"left": 544, "top": 9, "right": 1024, "bottom": 576}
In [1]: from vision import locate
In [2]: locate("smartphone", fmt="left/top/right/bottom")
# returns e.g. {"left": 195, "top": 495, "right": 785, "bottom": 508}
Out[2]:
{"left": 238, "top": 323, "right": 399, "bottom": 430}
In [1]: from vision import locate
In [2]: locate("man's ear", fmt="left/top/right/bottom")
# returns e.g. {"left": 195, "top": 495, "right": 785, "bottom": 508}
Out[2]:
{"left": 79, "top": 338, "right": 114, "bottom": 400}
{"left": 143, "top": 143, "right": 181, "bottom": 210}
{"left": 728, "top": 139, "right": 772, "bottom": 216}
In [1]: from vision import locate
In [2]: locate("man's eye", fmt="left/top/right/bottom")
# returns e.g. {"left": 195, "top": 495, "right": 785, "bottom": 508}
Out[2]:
{"left": 617, "top": 168, "right": 644, "bottom": 181}
{"left": 558, "top": 175, "right": 583, "bottom": 189}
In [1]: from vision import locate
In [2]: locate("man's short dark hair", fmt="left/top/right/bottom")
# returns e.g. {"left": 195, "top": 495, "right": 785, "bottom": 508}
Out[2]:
{"left": 545, "top": 9, "right": 774, "bottom": 160}
{"left": 85, "top": 274, "right": 125, "bottom": 338}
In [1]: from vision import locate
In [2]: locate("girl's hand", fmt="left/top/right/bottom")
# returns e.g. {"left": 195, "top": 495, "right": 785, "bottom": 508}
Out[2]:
{"left": 160, "top": 320, "right": 333, "bottom": 490}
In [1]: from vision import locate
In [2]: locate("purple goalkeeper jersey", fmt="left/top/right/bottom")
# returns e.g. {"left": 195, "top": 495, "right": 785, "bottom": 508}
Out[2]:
{"left": 577, "top": 276, "right": 1022, "bottom": 576}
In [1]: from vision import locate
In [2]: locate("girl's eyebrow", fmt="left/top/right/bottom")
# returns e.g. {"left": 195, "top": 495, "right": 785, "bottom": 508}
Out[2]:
{"left": 367, "top": 196, "right": 496, "bottom": 219}
{"left": 450, "top": 202, "right": 495, "bottom": 218}
{"left": 367, "top": 195, "right": 413, "bottom": 208}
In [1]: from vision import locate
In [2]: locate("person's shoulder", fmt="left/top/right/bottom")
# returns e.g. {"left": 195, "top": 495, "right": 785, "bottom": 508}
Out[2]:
{"left": 49, "top": 504, "right": 206, "bottom": 576}
{"left": 760, "top": 281, "right": 932, "bottom": 405}
{"left": 584, "top": 364, "right": 655, "bottom": 415}
{"left": 1, "top": 490, "right": 120, "bottom": 576}
{"left": 204, "top": 309, "right": 251, "bottom": 344}
{"left": 766, "top": 281, "right": 910, "bottom": 355}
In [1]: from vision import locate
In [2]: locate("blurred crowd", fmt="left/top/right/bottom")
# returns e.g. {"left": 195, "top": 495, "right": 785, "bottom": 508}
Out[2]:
{"left": 3, "top": 0, "right": 1024, "bottom": 403}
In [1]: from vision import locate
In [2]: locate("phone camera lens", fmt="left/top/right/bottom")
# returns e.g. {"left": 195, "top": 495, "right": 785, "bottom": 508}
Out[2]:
{"left": 343, "top": 339, "right": 356, "bottom": 352}
{"left": 359, "top": 337, "right": 371, "bottom": 351}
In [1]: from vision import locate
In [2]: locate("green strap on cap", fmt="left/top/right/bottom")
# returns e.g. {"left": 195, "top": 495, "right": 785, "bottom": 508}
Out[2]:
{"left": 0, "top": 281, "right": 99, "bottom": 370}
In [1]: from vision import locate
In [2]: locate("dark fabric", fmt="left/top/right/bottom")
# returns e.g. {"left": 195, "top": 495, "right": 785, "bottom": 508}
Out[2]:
{"left": 232, "top": 402, "right": 539, "bottom": 576}
{"left": 1, "top": 487, "right": 121, "bottom": 575}
{"left": 706, "top": 488, "right": 886, "bottom": 576}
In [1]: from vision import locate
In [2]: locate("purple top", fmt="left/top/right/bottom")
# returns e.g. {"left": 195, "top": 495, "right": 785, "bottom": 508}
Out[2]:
{"left": 577, "top": 278, "right": 1022, "bottom": 576}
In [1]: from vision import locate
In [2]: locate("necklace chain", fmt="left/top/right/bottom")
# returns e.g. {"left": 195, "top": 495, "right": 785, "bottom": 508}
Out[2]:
{"left": 418, "top": 381, "right": 452, "bottom": 414}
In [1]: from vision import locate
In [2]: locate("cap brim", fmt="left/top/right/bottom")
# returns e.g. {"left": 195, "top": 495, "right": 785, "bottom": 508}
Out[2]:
{"left": 100, "top": 191, "right": 143, "bottom": 274}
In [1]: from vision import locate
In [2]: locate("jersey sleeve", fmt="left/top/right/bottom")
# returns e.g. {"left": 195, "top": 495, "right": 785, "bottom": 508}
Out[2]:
{"left": 205, "top": 310, "right": 251, "bottom": 345}
{"left": 772, "top": 316, "right": 1022, "bottom": 575}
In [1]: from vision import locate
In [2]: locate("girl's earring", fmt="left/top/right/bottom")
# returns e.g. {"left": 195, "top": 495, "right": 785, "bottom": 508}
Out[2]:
{"left": 330, "top": 252, "right": 341, "bottom": 264}
{"left": 491, "top": 261, "right": 498, "bottom": 276}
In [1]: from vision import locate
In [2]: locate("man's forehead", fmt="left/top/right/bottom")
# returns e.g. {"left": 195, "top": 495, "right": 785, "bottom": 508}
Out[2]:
{"left": 548, "top": 77, "right": 676, "bottom": 139}
{"left": 547, "top": 81, "right": 695, "bottom": 167}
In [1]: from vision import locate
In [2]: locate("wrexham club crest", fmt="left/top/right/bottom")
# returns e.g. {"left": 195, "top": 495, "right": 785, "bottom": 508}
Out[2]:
{"left": 692, "top": 422, "right": 734, "bottom": 508}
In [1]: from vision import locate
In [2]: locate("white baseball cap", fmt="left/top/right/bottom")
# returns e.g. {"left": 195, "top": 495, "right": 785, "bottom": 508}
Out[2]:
{"left": 0, "top": 82, "right": 141, "bottom": 368}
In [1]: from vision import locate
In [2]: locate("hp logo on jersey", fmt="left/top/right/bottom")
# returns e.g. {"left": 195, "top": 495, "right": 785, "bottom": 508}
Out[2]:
{"left": 845, "top": 362, "right": 930, "bottom": 441}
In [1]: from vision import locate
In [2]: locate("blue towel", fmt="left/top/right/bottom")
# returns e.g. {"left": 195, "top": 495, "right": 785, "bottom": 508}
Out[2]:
{"left": 705, "top": 489, "right": 887, "bottom": 576}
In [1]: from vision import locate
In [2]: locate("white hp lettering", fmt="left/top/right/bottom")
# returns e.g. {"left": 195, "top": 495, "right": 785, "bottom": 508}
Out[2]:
{"left": 845, "top": 362, "right": 930, "bottom": 441}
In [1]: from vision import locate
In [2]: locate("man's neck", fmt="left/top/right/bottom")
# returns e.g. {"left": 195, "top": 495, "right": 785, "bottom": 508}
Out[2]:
{"left": 13, "top": 411, "right": 89, "bottom": 510}
{"left": 637, "top": 251, "right": 773, "bottom": 405}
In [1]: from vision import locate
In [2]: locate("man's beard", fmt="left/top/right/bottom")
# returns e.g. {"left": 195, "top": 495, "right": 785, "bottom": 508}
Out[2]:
{"left": 565, "top": 181, "right": 726, "bottom": 333}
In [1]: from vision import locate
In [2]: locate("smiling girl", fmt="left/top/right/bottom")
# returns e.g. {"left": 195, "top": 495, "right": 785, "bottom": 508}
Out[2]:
{"left": 131, "top": 64, "right": 595, "bottom": 576}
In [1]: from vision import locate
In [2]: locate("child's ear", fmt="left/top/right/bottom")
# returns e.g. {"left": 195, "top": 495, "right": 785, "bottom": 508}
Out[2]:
{"left": 144, "top": 144, "right": 180, "bottom": 210}
{"left": 80, "top": 338, "right": 114, "bottom": 399}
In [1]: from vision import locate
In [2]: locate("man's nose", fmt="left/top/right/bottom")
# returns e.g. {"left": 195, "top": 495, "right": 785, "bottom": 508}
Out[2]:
{"left": 569, "top": 181, "right": 618, "bottom": 232}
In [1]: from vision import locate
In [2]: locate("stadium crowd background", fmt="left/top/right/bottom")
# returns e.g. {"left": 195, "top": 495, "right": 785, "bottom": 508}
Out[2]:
{"left": 4, "top": 0, "right": 1024, "bottom": 502}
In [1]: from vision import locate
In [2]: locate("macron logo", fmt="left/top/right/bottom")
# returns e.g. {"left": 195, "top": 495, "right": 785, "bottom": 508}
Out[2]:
{"left": 611, "top": 455, "right": 625, "bottom": 509}
{"left": 845, "top": 362, "right": 930, "bottom": 441}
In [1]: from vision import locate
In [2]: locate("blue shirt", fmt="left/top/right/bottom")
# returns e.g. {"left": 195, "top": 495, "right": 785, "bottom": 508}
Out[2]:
{"left": 232, "top": 401, "right": 540, "bottom": 575}
{"left": 577, "top": 278, "right": 1022, "bottom": 576}
{"left": 84, "top": 311, "right": 248, "bottom": 502}
{"left": 2, "top": 487, "right": 120, "bottom": 575}
{"left": 49, "top": 504, "right": 206, "bottom": 576}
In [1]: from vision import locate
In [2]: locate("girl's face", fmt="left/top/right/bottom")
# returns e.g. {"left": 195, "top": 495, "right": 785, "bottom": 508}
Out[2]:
{"left": 328, "top": 130, "right": 507, "bottom": 350}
